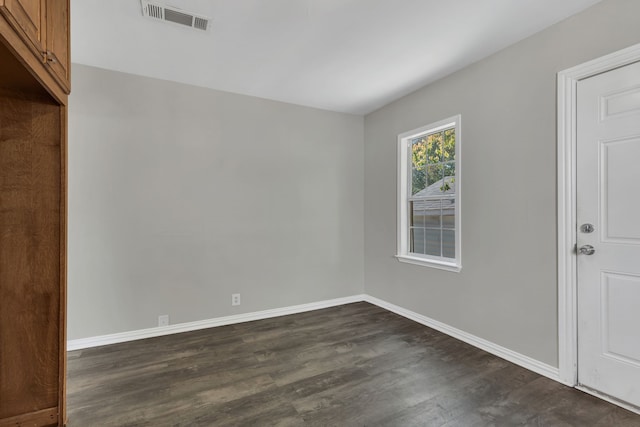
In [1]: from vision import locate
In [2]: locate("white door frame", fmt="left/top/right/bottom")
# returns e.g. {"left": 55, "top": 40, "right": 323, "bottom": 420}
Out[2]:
{"left": 557, "top": 42, "right": 640, "bottom": 386}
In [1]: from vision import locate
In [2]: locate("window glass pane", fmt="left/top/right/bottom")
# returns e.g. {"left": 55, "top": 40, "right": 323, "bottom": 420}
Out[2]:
{"left": 410, "top": 227, "right": 425, "bottom": 255}
{"left": 442, "top": 215, "right": 455, "bottom": 229}
{"left": 425, "top": 229, "right": 441, "bottom": 256}
{"left": 438, "top": 177, "right": 454, "bottom": 193}
{"left": 411, "top": 168, "right": 426, "bottom": 195}
{"left": 426, "top": 132, "right": 442, "bottom": 164}
{"left": 427, "top": 164, "right": 443, "bottom": 187}
{"left": 424, "top": 215, "right": 440, "bottom": 227}
{"left": 411, "top": 138, "right": 427, "bottom": 169}
{"left": 410, "top": 201, "right": 425, "bottom": 227}
{"left": 442, "top": 230, "right": 455, "bottom": 258}
{"left": 443, "top": 161, "right": 455, "bottom": 178}
{"left": 422, "top": 199, "right": 441, "bottom": 227}
{"left": 442, "top": 197, "right": 455, "bottom": 228}
{"left": 443, "top": 128, "right": 455, "bottom": 161}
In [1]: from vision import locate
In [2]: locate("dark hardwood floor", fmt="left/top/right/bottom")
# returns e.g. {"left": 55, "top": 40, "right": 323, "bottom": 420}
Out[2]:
{"left": 67, "top": 302, "right": 640, "bottom": 426}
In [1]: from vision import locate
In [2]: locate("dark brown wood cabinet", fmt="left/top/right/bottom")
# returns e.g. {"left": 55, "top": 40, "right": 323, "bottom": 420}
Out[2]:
{"left": 0, "top": 0, "right": 70, "bottom": 94}
{"left": 0, "top": 1, "right": 69, "bottom": 426}
{"left": 0, "top": 0, "right": 45, "bottom": 56}
{"left": 44, "top": 0, "right": 69, "bottom": 91}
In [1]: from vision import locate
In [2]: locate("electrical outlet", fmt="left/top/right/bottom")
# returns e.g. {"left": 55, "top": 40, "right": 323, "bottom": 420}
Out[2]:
{"left": 158, "top": 314, "right": 169, "bottom": 327}
{"left": 232, "top": 293, "right": 241, "bottom": 306}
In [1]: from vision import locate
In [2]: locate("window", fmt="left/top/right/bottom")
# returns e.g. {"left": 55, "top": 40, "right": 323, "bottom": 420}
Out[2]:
{"left": 396, "top": 115, "right": 461, "bottom": 271}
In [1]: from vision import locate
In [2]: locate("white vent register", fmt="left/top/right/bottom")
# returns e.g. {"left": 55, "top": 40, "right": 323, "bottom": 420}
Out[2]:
{"left": 141, "top": 1, "right": 211, "bottom": 31}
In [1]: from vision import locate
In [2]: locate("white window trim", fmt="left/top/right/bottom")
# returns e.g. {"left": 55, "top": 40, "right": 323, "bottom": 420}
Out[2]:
{"left": 396, "top": 115, "right": 462, "bottom": 272}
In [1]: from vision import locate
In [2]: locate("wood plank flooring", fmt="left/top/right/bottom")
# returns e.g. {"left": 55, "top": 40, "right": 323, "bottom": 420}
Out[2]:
{"left": 67, "top": 302, "right": 640, "bottom": 426}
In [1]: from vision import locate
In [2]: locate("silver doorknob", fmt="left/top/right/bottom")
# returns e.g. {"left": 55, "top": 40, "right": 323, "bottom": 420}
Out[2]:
{"left": 579, "top": 245, "right": 595, "bottom": 255}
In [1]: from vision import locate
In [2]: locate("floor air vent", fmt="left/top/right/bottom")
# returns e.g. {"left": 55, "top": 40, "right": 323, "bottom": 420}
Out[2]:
{"left": 141, "top": 1, "right": 211, "bottom": 32}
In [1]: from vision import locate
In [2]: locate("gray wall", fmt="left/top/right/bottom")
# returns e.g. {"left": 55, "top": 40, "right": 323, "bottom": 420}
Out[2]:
{"left": 68, "top": 65, "right": 364, "bottom": 340}
{"left": 363, "top": 0, "right": 640, "bottom": 367}
{"left": 69, "top": 0, "right": 640, "bottom": 370}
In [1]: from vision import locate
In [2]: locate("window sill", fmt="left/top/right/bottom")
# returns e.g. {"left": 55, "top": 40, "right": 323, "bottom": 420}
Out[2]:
{"left": 395, "top": 255, "right": 461, "bottom": 272}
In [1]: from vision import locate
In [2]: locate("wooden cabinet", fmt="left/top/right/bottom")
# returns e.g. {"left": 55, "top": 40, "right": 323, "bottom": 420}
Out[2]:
{"left": 44, "top": 0, "right": 69, "bottom": 91}
{"left": 0, "top": 1, "right": 69, "bottom": 426}
{"left": 0, "top": 0, "right": 45, "bottom": 55}
{"left": 0, "top": 0, "right": 70, "bottom": 94}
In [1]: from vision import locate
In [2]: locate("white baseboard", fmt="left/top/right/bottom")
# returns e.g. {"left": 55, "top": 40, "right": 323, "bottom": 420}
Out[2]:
{"left": 68, "top": 293, "right": 559, "bottom": 384}
{"left": 362, "top": 295, "right": 561, "bottom": 382}
{"left": 67, "top": 294, "right": 366, "bottom": 351}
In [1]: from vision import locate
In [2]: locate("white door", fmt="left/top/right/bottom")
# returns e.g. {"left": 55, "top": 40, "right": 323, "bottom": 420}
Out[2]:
{"left": 577, "top": 60, "right": 640, "bottom": 408}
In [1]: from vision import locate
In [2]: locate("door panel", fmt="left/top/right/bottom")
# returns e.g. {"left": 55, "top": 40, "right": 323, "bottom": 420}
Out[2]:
{"left": 601, "top": 272, "right": 640, "bottom": 365}
{"left": 601, "top": 86, "right": 640, "bottom": 119}
{"left": 0, "top": 0, "right": 45, "bottom": 55}
{"left": 601, "top": 137, "right": 640, "bottom": 241}
{"left": 45, "top": 0, "right": 70, "bottom": 92}
{"left": 577, "top": 60, "right": 640, "bottom": 408}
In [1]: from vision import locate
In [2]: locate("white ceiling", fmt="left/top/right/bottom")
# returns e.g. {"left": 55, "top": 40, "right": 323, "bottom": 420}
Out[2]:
{"left": 71, "top": 0, "right": 601, "bottom": 115}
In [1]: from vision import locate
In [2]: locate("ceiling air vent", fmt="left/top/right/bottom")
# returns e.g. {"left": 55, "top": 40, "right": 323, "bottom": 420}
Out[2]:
{"left": 141, "top": 1, "right": 211, "bottom": 32}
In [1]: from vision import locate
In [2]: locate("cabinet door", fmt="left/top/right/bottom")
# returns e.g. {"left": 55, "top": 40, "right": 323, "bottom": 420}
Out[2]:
{"left": 0, "top": 0, "right": 45, "bottom": 55}
{"left": 44, "top": 0, "right": 70, "bottom": 92}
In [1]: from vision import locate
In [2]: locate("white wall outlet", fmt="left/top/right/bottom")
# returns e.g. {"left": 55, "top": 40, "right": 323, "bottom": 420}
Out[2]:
{"left": 158, "top": 314, "right": 169, "bottom": 327}
{"left": 232, "top": 293, "right": 241, "bottom": 306}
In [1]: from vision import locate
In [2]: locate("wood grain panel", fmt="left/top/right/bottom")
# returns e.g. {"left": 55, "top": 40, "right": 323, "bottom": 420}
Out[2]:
{"left": 0, "top": 407, "right": 57, "bottom": 427}
{"left": 0, "top": 90, "right": 61, "bottom": 420}
{"left": 57, "top": 105, "right": 67, "bottom": 427}
{"left": 0, "top": 14, "right": 67, "bottom": 104}
{"left": 44, "top": 0, "right": 69, "bottom": 92}
{"left": 0, "top": 0, "right": 44, "bottom": 57}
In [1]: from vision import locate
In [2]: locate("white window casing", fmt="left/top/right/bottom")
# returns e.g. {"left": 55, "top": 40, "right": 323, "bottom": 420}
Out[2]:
{"left": 396, "top": 115, "right": 462, "bottom": 272}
